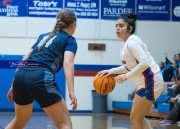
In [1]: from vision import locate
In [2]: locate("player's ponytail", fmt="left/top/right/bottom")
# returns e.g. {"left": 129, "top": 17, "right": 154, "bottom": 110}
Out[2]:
{"left": 118, "top": 13, "right": 138, "bottom": 34}
{"left": 38, "top": 9, "right": 77, "bottom": 51}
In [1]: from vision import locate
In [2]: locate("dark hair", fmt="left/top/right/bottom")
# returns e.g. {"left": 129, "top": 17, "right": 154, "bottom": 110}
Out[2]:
{"left": 118, "top": 13, "right": 138, "bottom": 34}
{"left": 160, "top": 62, "right": 165, "bottom": 67}
{"left": 178, "top": 53, "right": 180, "bottom": 57}
{"left": 38, "top": 9, "right": 77, "bottom": 51}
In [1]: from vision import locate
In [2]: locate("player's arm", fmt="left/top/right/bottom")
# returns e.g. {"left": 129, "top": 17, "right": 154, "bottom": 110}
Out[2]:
{"left": 63, "top": 51, "right": 75, "bottom": 93}
{"left": 98, "top": 65, "right": 128, "bottom": 77}
{"left": 63, "top": 51, "right": 77, "bottom": 110}
{"left": 126, "top": 40, "right": 149, "bottom": 79}
{"left": 110, "top": 65, "right": 129, "bottom": 74}
{"left": 22, "top": 49, "right": 33, "bottom": 61}
{"left": 63, "top": 37, "right": 78, "bottom": 110}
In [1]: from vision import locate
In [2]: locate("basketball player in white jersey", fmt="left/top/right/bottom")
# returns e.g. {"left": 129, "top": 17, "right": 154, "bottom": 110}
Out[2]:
{"left": 98, "top": 13, "right": 164, "bottom": 129}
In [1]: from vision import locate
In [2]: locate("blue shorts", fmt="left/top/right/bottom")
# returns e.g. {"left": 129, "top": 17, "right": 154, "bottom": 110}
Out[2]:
{"left": 13, "top": 69, "right": 62, "bottom": 108}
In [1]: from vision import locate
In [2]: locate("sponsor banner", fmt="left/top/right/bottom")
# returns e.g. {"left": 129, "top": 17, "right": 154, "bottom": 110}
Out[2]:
{"left": 137, "top": 0, "right": 170, "bottom": 21}
{"left": 101, "top": 0, "right": 135, "bottom": 20}
{"left": 0, "top": 60, "right": 49, "bottom": 69}
{"left": 0, "top": 0, "right": 27, "bottom": 17}
{"left": 172, "top": 0, "right": 180, "bottom": 21}
{"left": 64, "top": 0, "right": 99, "bottom": 19}
{"left": 28, "top": 0, "right": 63, "bottom": 17}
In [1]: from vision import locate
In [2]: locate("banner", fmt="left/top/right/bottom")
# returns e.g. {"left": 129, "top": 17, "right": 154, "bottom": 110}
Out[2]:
{"left": 137, "top": 0, "right": 170, "bottom": 21}
{"left": 172, "top": 0, "right": 180, "bottom": 21}
{"left": 28, "top": 0, "right": 63, "bottom": 17}
{"left": 0, "top": 0, "right": 27, "bottom": 16}
{"left": 65, "top": 0, "right": 99, "bottom": 19}
{"left": 101, "top": 0, "right": 135, "bottom": 20}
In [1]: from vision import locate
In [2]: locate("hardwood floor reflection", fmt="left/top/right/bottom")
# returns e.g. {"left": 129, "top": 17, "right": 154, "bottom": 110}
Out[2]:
{"left": 0, "top": 112, "right": 179, "bottom": 129}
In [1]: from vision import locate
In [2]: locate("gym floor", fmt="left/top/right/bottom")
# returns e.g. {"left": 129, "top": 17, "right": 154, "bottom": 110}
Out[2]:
{"left": 0, "top": 112, "right": 179, "bottom": 129}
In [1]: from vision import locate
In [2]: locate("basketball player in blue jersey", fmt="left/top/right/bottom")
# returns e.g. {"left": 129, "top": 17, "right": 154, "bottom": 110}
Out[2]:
{"left": 98, "top": 13, "right": 164, "bottom": 129}
{"left": 6, "top": 9, "right": 77, "bottom": 129}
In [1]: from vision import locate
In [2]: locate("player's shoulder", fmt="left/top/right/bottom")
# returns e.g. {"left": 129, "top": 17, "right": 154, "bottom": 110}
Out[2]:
{"left": 128, "top": 34, "right": 142, "bottom": 42}
{"left": 127, "top": 34, "right": 144, "bottom": 46}
{"left": 56, "top": 31, "right": 75, "bottom": 40}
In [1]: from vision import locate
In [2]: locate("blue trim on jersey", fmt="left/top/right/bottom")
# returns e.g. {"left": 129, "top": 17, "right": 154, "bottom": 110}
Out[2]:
{"left": 136, "top": 68, "right": 155, "bottom": 101}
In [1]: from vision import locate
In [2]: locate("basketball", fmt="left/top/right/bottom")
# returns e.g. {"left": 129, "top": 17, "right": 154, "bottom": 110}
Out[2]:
{"left": 93, "top": 74, "right": 116, "bottom": 95}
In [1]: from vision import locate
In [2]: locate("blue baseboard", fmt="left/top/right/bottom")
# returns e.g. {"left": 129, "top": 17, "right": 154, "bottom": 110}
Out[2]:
{"left": 113, "top": 101, "right": 133, "bottom": 110}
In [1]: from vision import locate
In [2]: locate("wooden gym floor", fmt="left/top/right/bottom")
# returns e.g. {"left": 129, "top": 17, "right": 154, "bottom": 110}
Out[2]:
{"left": 0, "top": 112, "right": 179, "bottom": 129}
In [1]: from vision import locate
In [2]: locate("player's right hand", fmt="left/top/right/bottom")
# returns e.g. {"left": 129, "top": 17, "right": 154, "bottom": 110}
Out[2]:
{"left": 98, "top": 70, "right": 113, "bottom": 77}
{"left": 69, "top": 91, "right": 77, "bottom": 111}
{"left": 7, "top": 86, "right": 13, "bottom": 102}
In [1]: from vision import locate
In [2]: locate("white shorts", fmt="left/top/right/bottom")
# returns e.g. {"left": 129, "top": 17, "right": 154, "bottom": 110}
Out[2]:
{"left": 136, "top": 72, "right": 164, "bottom": 101}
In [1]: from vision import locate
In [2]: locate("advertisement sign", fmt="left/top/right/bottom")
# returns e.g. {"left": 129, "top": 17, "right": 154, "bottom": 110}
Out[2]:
{"left": 101, "top": 0, "right": 135, "bottom": 20}
{"left": 172, "top": 0, "right": 180, "bottom": 21}
{"left": 28, "top": 0, "right": 63, "bottom": 17}
{"left": 0, "top": 0, "right": 27, "bottom": 17}
{"left": 65, "top": 0, "right": 99, "bottom": 19}
{"left": 137, "top": 0, "right": 170, "bottom": 21}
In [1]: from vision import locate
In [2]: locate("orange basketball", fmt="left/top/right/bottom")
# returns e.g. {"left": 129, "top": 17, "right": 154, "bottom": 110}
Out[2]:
{"left": 93, "top": 74, "right": 116, "bottom": 95}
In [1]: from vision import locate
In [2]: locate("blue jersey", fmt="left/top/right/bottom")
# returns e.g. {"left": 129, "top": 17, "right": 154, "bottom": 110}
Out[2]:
{"left": 27, "top": 30, "right": 77, "bottom": 74}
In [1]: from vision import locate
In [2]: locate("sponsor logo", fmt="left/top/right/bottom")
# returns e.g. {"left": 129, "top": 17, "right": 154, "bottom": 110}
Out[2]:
{"left": 139, "top": 5, "right": 143, "bottom": 10}
{"left": 3, "top": 0, "right": 11, "bottom": 6}
{"left": 173, "top": 6, "right": 180, "bottom": 17}
{"left": 0, "top": 0, "right": 19, "bottom": 16}
{"left": 145, "top": 90, "right": 150, "bottom": 94}
{"left": 138, "top": 5, "right": 166, "bottom": 10}
{"left": 109, "top": 0, "right": 127, "bottom": 6}
{"left": 33, "top": 0, "right": 58, "bottom": 7}
{"left": 103, "top": 8, "right": 132, "bottom": 15}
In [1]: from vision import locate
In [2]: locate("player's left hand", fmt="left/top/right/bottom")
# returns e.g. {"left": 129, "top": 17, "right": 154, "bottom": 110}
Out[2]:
{"left": 69, "top": 91, "right": 77, "bottom": 111}
{"left": 115, "top": 74, "right": 127, "bottom": 84}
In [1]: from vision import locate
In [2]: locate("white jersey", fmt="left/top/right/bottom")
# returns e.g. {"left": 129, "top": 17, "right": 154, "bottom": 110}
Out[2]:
{"left": 110, "top": 34, "right": 163, "bottom": 100}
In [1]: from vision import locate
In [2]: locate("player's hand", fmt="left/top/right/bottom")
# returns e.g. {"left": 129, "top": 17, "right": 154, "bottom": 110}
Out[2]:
{"left": 115, "top": 74, "right": 127, "bottom": 84}
{"left": 98, "top": 70, "right": 113, "bottom": 77}
{"left": 69, "top": 91, "right": 77, "bottom": 111}
{"left": 164, "top": 52, "right": 168, "bottom": 58}
{"left": 7, "top": 86, "right": 13, "bottom": 102}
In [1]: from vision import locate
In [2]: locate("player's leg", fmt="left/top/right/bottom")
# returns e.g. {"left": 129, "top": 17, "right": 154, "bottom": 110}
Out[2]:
{"left": 130, "top": 94, "right": 154, "bottom": 129}
{"left": 43, "top": 99, "right": 72, "bottom": 129}
{"left": 5, "top": 103, "right": 33, "bottom": 129}
{"left": 32, "top": 70, "right": 72, "bottom": 129}
{"left": 6, "top": 69, "right": 34, "bottom": 129}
